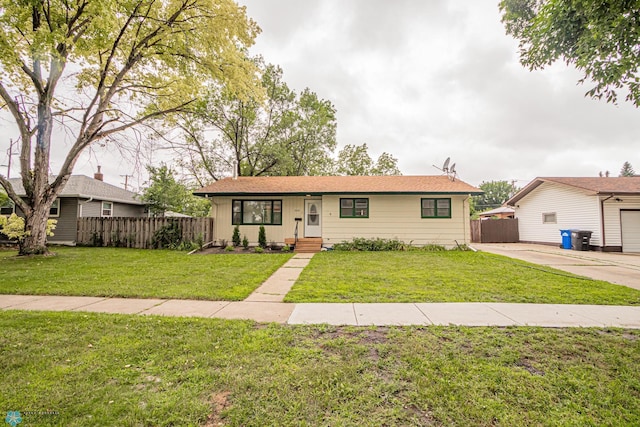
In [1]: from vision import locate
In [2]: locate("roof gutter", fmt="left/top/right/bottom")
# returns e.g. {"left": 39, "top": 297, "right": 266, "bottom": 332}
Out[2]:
{"left": 194, "top": 191, "right": 483, "bottom": 197}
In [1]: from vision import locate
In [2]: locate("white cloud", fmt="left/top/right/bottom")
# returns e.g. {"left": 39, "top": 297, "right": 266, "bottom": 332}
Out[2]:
{"left": 239, "top": 0, "right": 640, "bottom": 185}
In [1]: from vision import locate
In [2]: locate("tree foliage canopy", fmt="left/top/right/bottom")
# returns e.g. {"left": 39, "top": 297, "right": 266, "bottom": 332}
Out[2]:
{"left": 0, "top": 0, "right": 259, "bottom": 253}
{"left": 171, "top": 59, "right": 337, "bottom": 185}
{"left": 501, "top": 0, "right": 640, "bottom": 106}
{"left": 141, "top": 164, "right": 210, "bottom": 217}
{"left": 335, "top": 143, "right": 401, "bottom": 176}
{"left": 619, "top": 161, "right": 636, "bottom": 177}
{"left": 473, "top": 180, "right": 520, "bottom": 212}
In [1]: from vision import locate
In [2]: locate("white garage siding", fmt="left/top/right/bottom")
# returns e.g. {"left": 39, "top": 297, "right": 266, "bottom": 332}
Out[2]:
{"left": 514, "top": 182, "right": 602, "bottom": 246}
{"left": 321, "top": 194, "right": 470, "bottom": 247}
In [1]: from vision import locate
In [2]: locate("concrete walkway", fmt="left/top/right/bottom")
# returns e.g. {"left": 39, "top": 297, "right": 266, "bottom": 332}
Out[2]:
{"left": 243, "top": 253, "right": 314, "bottom": 302}
{"left": 1, "top": 250, "right": 639, "bottom": 328}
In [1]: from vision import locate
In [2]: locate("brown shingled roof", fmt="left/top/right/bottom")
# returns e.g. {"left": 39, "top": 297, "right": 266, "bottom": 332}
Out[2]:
{"left": 194, "top": 175, "right": 481, "bottom": 196}
{"left": 507, "top": 177, "right": 640, "bottom": 205}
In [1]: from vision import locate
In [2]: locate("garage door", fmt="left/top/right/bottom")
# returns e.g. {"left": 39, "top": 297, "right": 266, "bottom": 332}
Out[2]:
{"left": 621, "top": 211, "right": 640, "bottom": 253}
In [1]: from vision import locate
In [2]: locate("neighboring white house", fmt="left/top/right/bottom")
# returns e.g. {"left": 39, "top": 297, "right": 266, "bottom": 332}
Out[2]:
{"left": 194, "top": 175, "right": 481, "bottom": 250}
{"left": 506, "top": 177, "right": 640, "bottom": 252}
{"left": 478, "top": 206, "right": 515, "bottom": 219}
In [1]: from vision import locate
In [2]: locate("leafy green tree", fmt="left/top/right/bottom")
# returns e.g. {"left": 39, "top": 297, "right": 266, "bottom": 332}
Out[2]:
{"left": 501, "top": 0, "right": 640, "bottom": 105}
{"left": 619, "top": 161, "right": 636, "bottom": 177}
{"left": 0, "top": 0, "right": 259, "bottom": 254}
{"left": 335, "top": 143, "right": 401, "bottom": 176}
{"left": 473, "top": 180, "right": 519, "bottom": 212}
{"left": 141, "top": 165, "right": 210, "bottom": 217}
{"left": 172, "top": 60, "right": 337, "bottom": 185}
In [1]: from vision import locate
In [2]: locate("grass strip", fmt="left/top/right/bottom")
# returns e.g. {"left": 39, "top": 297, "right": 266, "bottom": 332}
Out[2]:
{"left": 0, "top": 247, "right": 293, "bottom": 301}
{"left": 1, "top": 311, "right": 638, "bottom": 426}
{"left": 285, "top": 251, "right": 640, "bottom": 304}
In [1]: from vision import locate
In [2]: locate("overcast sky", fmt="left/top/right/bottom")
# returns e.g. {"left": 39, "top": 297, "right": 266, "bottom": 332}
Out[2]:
{"left": 1, "top": 0, "right": 639, "bottom": 189}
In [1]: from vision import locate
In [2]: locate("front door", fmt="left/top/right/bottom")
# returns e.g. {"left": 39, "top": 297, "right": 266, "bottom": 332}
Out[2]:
{"left": 304, "top": 200, "right": 322, "bottom": 237}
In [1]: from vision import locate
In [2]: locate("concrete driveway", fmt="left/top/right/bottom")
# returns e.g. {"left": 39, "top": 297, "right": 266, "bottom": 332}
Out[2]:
{"left": 473, "top": 243, "right": 640, "bottom": 290}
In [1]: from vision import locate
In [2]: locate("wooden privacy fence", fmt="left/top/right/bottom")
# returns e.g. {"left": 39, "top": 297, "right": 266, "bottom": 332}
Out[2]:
{"left": 471, "top": 218, "right": 519, "bottom": 243}
{"left": 77, "top": 217, "right": 215, "bottom": 249}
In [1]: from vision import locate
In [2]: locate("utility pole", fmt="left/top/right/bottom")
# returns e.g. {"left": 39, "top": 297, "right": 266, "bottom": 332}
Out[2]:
{"left": 2, "top": 139, "right": 17, "bottom": 178}
{"left": 120, "top": 174, "right": 133, "bottom": 191}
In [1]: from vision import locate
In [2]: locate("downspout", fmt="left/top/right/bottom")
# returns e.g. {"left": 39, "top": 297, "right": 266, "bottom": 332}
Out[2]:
{"left": 78, "top": 197, "right": 94, "bottom": 217}
{"left": 463, "top": 195, "right": 469, "bottom": 245}
{"left": 600, "top": 194, "right": 614, "bottom": 250}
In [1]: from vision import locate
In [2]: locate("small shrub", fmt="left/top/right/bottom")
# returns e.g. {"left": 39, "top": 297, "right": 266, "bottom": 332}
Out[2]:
{"left": 333, "top": 237, "right": 406, "bottom": 251}
{"left": 242, "top": 235, "right": 249, "bottom": 249}
{"left": 258, "top": 225, "right": 266, "bottom": 248}
{"left": 254, "top": 246, "right": 264, "bottom": 253}
{"left": 219, "top": 239, "right": 227, "bottom": 248}
{"left": 232, "top": 225, "right": 241, "bottom": 246}
{"left": 152, "top": 221, "right": 182, "bottom": 249}
{"left": 225, "top": 245, "right": 235, "bottom": 252}
{"left": 90, "top": 232, "right": 104, "bottom": 247}
{"left": 282, "top": 244, "right": 291, "bottom": 252}
{"left": 194, "top": 234, "right": 204, "bottom": 250}
{"left": 178, "top": 240, "right": 200, "bottom": 252}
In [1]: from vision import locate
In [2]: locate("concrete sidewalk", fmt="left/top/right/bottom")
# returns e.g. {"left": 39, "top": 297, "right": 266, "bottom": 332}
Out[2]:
{"left": 1, "top": 295, "right": 638, "bottom": 328}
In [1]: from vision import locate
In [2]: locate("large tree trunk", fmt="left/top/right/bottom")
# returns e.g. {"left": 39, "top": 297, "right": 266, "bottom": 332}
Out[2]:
{"left": 19, "top": 201, "right": 51, "bottom": 255}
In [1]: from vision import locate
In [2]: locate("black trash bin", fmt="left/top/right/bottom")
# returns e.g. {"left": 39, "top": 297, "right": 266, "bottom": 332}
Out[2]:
{"left": 570, "top": 230, "right": 592, "bottom": 251}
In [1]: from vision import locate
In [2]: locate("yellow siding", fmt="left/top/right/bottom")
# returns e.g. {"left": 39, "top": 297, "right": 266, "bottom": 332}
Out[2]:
{"left": 322, "top": 194, "right": 470, "bottom": 247}
{"left": 209, "top": 194, "right": 471, "bottom": 247}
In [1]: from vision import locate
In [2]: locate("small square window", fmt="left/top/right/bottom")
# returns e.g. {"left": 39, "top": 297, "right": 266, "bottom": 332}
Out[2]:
{"left": 49, "top": 199, "right": 60, "bottom": 217}
{"left": 543, "top": 212, "right": 557, "bottom": 224}
{"left": 102, "top": 201, "right": 113, "bottom": 217}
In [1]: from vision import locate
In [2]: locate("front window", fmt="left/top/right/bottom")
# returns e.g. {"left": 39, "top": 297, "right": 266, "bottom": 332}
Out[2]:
{"left": 421, "top": 198, "right": 451, "bottom": 218}
{"left": 340, "top": 198, "right": 369, "bottom": 218}
{"left": 102, "top": 201, "right": 113, "bottom": 217}
{"left": 0, "top": 199, "right": 14, "bottom": 216}
{"left": 232, "top": 200, "right": 282, "bottom": 225}
{"left": 49, "top": 199, "right": 60, "bottom": 217}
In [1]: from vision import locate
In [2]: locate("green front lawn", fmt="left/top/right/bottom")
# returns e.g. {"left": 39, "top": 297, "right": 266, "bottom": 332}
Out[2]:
{"left": 0, "top": 247, "right": 293, "bottom": 301}
{"left": 1, "top": 311, "right": 638, "bottom": 426}
{"left": 285, "top": 251, "right": 640, "bottom": 305}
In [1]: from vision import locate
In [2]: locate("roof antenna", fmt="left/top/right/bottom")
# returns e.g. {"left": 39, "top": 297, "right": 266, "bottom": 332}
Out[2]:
{"left": 433, "top": 157, "right": 458, "bottom": 181}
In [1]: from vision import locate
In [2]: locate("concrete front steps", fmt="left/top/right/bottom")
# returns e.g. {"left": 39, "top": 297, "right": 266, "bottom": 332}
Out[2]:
{"left": 285, "top": 237, "right": 322, "bottom": 253}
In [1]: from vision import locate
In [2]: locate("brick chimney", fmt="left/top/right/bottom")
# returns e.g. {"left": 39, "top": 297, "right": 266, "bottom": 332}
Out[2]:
{"left": 94, "top": 166, "right": 104, "bottom": 181}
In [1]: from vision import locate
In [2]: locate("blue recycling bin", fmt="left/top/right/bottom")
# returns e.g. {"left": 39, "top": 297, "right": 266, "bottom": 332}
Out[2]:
{"left": 560, "top": 229, "right": 572, "bottom": 249}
